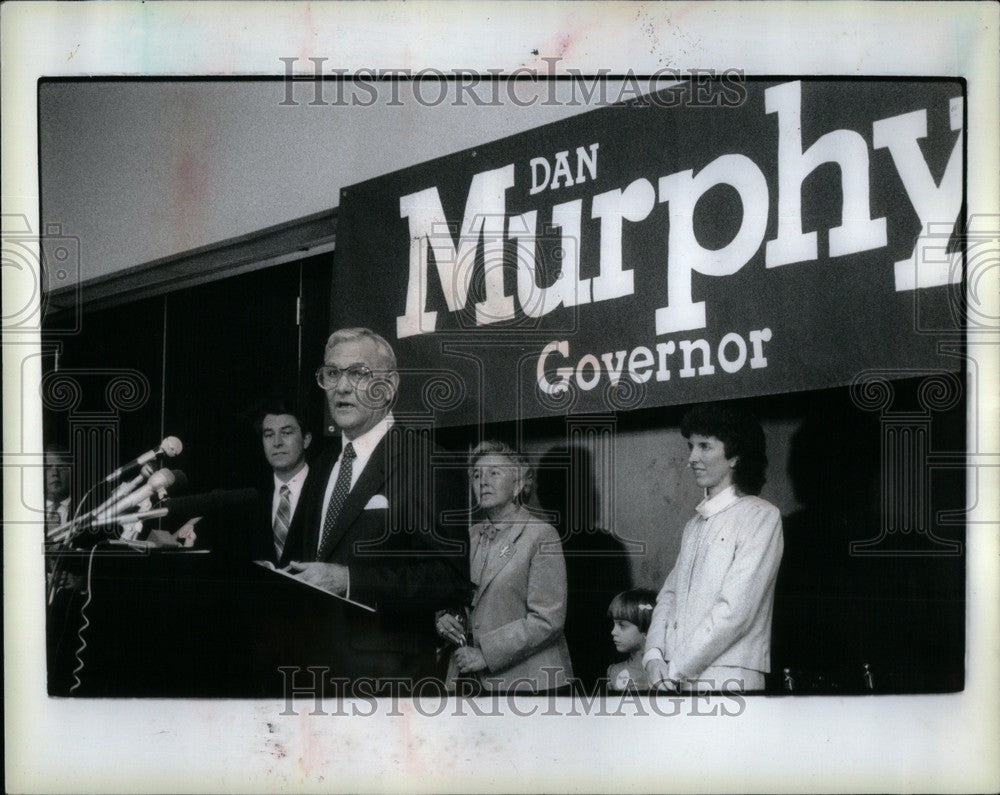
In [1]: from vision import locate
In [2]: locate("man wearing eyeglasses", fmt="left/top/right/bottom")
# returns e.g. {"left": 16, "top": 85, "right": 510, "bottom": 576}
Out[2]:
{"left": 284, "top": 327, "right": 468, "bottom": 687}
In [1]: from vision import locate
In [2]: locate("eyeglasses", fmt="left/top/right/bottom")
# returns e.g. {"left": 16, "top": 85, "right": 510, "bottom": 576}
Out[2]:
{"left": 315, "top": 364, "right": 375, "bottom": 389}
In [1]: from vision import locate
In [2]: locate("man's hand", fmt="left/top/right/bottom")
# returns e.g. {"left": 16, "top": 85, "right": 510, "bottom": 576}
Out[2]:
{"left": 145, "top": 529, "right": 182, "bottom": 548}
{"left": 453, "top": 646, "right": 488, "bottom": 674}
{"left": 285, "top": 561, "right": 349, "bottom": 595}
{"left": 173, "top": 516, "right": 201, "bottom": 548}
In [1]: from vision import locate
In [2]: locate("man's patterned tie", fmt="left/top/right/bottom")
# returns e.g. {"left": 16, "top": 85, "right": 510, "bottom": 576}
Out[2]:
{"left": 273, "top": 484, "right": 291, "bottom": 558}
{"left": 45, "top": 501, "right": 63, "bottom": 544}
{"left": 318, "top": 442, "right": 356, "bottom": 558}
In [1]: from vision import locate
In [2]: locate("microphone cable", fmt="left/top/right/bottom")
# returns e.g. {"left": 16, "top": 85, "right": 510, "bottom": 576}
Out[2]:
{"left": 67, "top": 544, "right": 101, "bottom": 695}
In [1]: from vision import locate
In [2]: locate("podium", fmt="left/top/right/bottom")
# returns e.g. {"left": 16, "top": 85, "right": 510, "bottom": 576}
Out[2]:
{"left": 49, "top": 546, "right": 366, "bottom": 698}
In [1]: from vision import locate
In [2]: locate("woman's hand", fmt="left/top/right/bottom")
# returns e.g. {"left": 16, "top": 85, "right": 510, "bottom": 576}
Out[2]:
{"left": 436, "top": 612, "right": 467, "bottom": 646}
{"left": 646, "top": 658, "right": 679, "bottom": 692}
{"left": 453, "top": 646, "right": 488, "bottom": 674}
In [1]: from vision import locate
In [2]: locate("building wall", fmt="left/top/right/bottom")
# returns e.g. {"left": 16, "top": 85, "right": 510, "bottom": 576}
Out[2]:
{"left": 39, "top": 80, "right": 619, "bottom": 284}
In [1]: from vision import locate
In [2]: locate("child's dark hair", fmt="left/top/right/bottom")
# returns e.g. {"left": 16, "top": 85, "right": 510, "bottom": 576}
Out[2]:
{"left": 607, "top": 588, "right": 658, "bottom": 633}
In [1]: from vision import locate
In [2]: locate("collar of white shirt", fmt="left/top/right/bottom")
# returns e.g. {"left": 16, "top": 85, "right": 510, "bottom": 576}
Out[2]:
{"left": 695, "top": 484, "right": 740, "bottom": 518}
{"left": 274, "top": 462, "right": 309, "bottom": 493}
{"left": 343, "top": 413, "right": 394, "bottom": 468}
{"left": 318, "top": 414, "right": 395, "bottom": 559}
{"left": 274, "top": 462, "right": 309, "bottom": 499}
{"left": 328, "top": 413, "right": 395, "bottom": 499}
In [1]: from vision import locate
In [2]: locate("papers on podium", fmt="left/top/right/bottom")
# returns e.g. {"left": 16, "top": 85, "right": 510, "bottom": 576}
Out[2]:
{"left": 253, "top": 560, "right": 377, "bottom": 613}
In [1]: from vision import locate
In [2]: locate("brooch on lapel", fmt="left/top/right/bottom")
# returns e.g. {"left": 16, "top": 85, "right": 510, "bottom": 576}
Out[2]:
{"left": 499, "top": 545, "right": 510, "bottom": 558}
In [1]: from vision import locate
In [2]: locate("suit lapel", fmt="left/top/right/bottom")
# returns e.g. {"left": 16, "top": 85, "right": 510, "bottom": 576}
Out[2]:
{"left": 472, "top": 516, "right": 526, "bottom": 607}
{"left": 261, "top": 480, "right": 276, "bottom": 562}
{"left": 303, "top": 448, "right": 337, "bottom": 558}
{"left": 318, "top": 434, "right": 388, "bottom": 561}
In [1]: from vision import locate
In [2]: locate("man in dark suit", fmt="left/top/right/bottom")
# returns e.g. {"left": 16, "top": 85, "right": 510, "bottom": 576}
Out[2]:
{"left": 252, "top": 399, "right": 315, "bottom": 566}
{"left": 44, "top": 443, "right": 74, "bottom": 543}
{"left": 44, "top": 443, "right": 82, "bottom": 695}
{"left": 285, "top": 327, "right": 469, "bottom": 686}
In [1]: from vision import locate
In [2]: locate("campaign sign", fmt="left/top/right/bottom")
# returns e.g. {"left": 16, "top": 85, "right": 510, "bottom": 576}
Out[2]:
{"left": 332, "top": 79, "right": 964, "bottom": 427}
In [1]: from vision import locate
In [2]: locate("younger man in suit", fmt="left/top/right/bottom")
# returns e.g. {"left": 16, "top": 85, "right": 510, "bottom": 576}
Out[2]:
{"left": 254, "top": 399, "right": 314, "bottom": 565}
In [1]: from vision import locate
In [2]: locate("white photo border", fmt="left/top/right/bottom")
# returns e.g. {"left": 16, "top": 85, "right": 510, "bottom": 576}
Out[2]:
{"left": 3, "top": 2, "right": 998, "bottom": 793}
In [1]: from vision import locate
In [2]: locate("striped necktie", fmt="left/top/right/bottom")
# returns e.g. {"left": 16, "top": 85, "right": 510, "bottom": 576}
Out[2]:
{"left": 45, "top": 501, "right": 62, "bottom": 544}
{"left": 273, "top": 484, "right": 291, "bottom": 558}
{"left": 318, "top": 442, "right": 356, "bottom": 558}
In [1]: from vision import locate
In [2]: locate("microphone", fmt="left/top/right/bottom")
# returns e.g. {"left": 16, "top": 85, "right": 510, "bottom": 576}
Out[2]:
{"left": 97, "top": 469, "right": 177, "bottom": 521}
{"left": 53, "top": 469, "right": 189, "bottom": 546}
{"left": 157, "top": 469, "right": 188, "bottom": 501}
{"left": 118, "top": 470, "right": 187, "bottom": 541}
{"left": 94, "top": 470, "right": 149, "bottom": 515}
{"left": 67, "top": 470, "right": 181, "bottom": 545}
{"left": 53, "top": 467, "right": 182, "bottom": 541}
{"left": 102, "top": 436, "right": 183, "bottom": 483}
{"left": 87, "top": 507, "right": 170, "bottom": 530}
{"left": 59, "top": 507, "right": 172, "bottom": 547}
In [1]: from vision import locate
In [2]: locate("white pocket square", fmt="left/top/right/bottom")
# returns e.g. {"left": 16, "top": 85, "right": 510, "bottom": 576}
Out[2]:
{"left": 364, "top": 494, "right": 389, "bottom": 510}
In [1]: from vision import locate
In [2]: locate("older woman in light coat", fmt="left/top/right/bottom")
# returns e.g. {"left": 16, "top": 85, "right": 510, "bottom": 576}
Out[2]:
{"left": 436, "top": 441, "right": 573, "bottom": 693}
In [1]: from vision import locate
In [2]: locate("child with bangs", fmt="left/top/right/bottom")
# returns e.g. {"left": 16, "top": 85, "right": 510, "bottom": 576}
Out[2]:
{"left": 607, "top": 588, "right": 657, "bottom": 691}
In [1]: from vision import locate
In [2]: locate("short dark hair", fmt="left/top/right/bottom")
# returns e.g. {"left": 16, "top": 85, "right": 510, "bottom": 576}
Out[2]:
{"left": 607, "top": 588, "right": 658, "bottom": 633}
{"left": 253, "top": 397, "right": 310, "bottom": 437}
{"left": 680, "top": 402, "right": 768, "bottom": 496}
{"left": 44, "top": 442, "right": 70, "bottom": 462}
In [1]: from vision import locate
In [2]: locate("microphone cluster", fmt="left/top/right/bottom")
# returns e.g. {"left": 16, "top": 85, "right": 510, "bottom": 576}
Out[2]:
{"left": 50, "top": 436, "right": 260, "bottom": 548}
{"left": 100, "top": 436, "right": 183, "bottom": 484}
{"left": 50, "top": 437, "right": 186, "bottom": 546}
